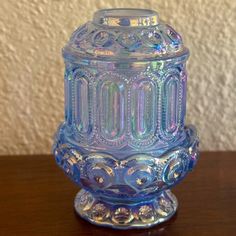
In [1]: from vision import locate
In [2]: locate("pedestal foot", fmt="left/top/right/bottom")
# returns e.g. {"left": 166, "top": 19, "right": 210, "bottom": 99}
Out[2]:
{"left": 74, "top": 189, "right": 178, "bottom": 229}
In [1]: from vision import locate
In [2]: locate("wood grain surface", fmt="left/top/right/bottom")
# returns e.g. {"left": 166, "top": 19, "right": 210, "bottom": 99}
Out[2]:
{"left": 0, "top": 152, "right": 235, "bottom": 236}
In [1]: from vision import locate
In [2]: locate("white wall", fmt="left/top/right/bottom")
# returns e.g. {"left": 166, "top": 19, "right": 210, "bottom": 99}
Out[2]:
{"left": 0, "top": 0, "right": 235, "bottom": 154}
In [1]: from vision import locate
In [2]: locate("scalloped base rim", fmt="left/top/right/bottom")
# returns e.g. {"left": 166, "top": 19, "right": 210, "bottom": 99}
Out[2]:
{"left": 74, "top": 189, "right": 178, "bottom": 229}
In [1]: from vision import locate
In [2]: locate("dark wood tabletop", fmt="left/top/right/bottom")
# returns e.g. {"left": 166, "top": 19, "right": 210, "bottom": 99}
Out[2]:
{"left": 0, "top": 152, "right": 235, "bottom": 236}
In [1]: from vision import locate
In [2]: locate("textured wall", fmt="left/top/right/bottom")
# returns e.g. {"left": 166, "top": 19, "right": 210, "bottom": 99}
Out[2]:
{"left": 0, "top": 0, "right": 235, "bottom": 155}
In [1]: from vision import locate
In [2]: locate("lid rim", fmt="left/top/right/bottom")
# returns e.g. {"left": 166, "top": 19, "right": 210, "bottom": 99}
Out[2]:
{"left": 93, "top": 8, "right": 159, "bottom": 27}
{"left": 62, "top": 46, "right": 189, "bottom": 63}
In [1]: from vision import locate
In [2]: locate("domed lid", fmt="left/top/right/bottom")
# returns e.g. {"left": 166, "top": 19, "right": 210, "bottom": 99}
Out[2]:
{"left": 63, "top": 8, "right": 189, "bottom": 61}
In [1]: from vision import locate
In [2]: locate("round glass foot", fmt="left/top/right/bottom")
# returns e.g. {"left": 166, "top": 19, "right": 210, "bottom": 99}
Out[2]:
{"left": 74, "top": 189, "right": 178, "bottom": 229}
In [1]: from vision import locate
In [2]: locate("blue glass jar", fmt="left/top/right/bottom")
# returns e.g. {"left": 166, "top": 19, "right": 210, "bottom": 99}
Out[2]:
{"left": 53, "top": 8, "right": 199, "bottom": 229}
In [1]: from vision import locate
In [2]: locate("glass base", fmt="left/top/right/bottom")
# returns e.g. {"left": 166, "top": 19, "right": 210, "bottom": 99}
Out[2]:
{"left": 74, "top": 189, "right": 178, "bottom": 229}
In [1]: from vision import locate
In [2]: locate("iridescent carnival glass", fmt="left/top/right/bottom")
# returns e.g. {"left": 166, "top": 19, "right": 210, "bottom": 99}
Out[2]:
{"left": 53, "top": 8, "right": 199, "bottom": 229}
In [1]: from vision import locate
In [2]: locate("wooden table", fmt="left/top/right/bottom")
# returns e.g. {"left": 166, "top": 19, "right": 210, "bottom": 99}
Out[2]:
{"left": 0, "top": 152, "right": 235, "bottom": 236}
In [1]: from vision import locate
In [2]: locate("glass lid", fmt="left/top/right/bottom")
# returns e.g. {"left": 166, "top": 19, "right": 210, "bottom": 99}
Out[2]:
{"left": 63, "top": 8, "right": 188, "bottom": 61}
